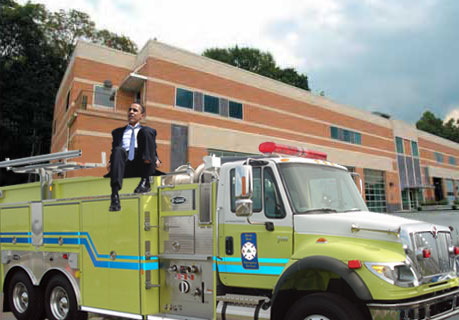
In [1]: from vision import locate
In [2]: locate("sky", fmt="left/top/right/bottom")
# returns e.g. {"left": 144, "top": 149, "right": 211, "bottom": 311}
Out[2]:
{"left": 20, "top": 0, "right": 459, "bottom": 125}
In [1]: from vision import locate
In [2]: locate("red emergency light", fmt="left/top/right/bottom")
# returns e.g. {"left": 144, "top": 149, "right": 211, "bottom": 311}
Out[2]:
{"left": 259, "top": 142, "right": 327, "bottom": 160}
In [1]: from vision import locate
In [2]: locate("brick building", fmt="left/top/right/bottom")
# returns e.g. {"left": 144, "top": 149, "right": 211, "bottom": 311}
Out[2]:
{"left": 51, "top": 40, "right": 459, "bottom": 212}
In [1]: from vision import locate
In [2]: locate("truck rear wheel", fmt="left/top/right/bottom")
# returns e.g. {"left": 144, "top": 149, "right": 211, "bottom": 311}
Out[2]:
{"left": 7, "top": 271, "right": 44, "bottom": 320}
{"left": 44, "top": 275, "right": 87, "bottom": 320}
{"left": 285, "top": 292, "right": 364, "bottom": 320}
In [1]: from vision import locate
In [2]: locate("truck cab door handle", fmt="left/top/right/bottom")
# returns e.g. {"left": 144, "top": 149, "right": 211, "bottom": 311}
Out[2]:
{"left": 225, "top": 236, "right": 234, "bottom": 255}
{"left": 277, "top": 236, "right": 289, "bottom": 242}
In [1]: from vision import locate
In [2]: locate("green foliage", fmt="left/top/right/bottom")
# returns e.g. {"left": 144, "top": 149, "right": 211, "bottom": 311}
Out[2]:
{"left": 416, "top": 111, "right": 459, "bottom": 143}
{"left": 95, "top": 29, "right": 137, "bottom": 54}
{"left": 203, "top": 46, "right": 310, "bottom": 91}
{"left": 0, "top": 0, "right": 137, "bottom": 186}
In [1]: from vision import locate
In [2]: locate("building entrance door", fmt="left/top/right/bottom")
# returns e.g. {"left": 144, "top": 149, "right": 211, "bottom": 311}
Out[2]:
{"left": 433, "top": 178, "right": 444, "bottom": 201}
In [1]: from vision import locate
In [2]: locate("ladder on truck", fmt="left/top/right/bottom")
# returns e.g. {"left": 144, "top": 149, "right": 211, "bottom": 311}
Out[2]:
{"left": 0, "top": 150, "right": 106, "bottom": 200}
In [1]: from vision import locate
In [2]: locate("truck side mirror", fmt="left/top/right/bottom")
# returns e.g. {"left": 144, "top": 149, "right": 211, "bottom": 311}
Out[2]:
{"left": 235, "top": 164, "right": 253, "bottom": 217}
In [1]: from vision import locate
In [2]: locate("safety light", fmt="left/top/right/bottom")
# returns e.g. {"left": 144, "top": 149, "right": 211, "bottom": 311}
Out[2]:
{"left": 455, "top": 247, "right": 459, "bottom": 255}
{"left": 348, "top": 260, "right": 362, "bottom": 269}
{"left": 423, "top": 249, "right": 431, "bottom": 258}
{"left": 62, "top": 253, "right": 68, "bottom": 260}
{"left": 259, "top": 142, "right": 327, "bottom": 160}
{"left": 449, "top": 246, "right": 459, "bottom": 255}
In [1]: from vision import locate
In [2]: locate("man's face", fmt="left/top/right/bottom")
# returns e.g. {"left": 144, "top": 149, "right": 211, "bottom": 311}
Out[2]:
{"left": 128, "top": 104, "right": 144, "bottom": 126}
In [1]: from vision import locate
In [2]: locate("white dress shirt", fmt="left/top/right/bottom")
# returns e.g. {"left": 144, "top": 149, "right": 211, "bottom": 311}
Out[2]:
{"left": 122, "top": 124, "right": 141, "bottom": 151}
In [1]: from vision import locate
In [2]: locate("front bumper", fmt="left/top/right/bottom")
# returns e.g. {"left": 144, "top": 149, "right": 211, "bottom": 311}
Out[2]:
{"left": 368, "top": 288, "right": 459, "bottom": 319}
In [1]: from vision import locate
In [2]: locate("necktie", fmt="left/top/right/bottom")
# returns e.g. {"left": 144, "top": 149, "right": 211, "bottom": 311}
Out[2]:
{"left": 128, "top": 127, "right": 135, "bottom": 161}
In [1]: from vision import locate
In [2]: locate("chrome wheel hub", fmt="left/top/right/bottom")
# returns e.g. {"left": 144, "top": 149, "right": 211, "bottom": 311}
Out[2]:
{"left": 50, "top": 286, "right": 69, "bottom": 320}
{"left": 305, "top": 315, "right": 331, "bottom": 320}
{"left": 12, "top": 282, "right": 29, "bottom": 313}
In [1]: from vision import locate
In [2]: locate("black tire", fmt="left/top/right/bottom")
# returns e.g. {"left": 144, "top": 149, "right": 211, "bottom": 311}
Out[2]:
{"left": 7, "top": 271, "right": 44, "bottom": 320}
{"left": 44, "top": 275, "right": 87, "bottom": 320}
{"left": 285, "top": 292, "right": 365, "bottom": 320}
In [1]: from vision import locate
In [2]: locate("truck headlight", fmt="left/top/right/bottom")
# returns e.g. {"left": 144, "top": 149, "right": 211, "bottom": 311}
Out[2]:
{"left": 365, "top": 262, "right": 419, "bottom": 287}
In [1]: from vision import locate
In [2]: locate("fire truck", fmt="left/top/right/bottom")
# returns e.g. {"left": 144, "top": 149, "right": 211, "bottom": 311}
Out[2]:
{"left": 1, "top": 142, "right": 459, "bottom": 320}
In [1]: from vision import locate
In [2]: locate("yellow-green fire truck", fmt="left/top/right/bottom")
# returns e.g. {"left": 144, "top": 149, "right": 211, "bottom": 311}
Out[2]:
{"left": 1, "top": 142, "right": 459, "bottom": 320}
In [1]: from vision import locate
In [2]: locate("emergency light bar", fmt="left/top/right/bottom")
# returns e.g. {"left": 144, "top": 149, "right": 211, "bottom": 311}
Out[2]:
{"left": 259, "top": 142, "right": 327, "bottom": 160}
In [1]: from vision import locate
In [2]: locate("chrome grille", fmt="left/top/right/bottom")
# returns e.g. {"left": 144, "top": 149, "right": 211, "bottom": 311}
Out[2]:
{"left": 409, "top": 230, "right": 455, "bottom": 281}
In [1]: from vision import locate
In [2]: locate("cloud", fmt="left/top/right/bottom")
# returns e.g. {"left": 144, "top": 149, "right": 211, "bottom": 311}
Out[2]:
{"left": 266, "top": 0, "right": 459, "bottom": 123}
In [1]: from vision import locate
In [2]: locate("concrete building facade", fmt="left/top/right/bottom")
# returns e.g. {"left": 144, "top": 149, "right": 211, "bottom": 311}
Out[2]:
{"left": 51, "top": 40, "right": 459, "bottom": 212}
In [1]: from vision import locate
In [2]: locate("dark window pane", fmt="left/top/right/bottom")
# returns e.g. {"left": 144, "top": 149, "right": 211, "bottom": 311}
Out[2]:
{"left": 263, "top": 167, "right": 285, "bottom": 219}
{"left": 330, "top": 126, "right": 338, "bottom": 139}
{"left": 435, "top": 152, "right": 443, "bottom": 163}
{"left": 395, "top": 137, "right": 404, "bottom": 154}
{"left": 411, "top": 141, "right": 419, "bottom": 157}
{"left": 449, "top": 156, "right": 456, "bottom": 165}
{"left": 229, "top": 101, "right": 243, "bottom": 119}
{"left": 176, "top": 88, "right": 193, "bottom": 109}
{"left": 343, "top": 130, "right": 351, "bottom": 142}
{"left": 355, "top": 133, "right": 362, "bottom": 145}
{"left": 204, "top": 95, "right": 219, "bottom": 114}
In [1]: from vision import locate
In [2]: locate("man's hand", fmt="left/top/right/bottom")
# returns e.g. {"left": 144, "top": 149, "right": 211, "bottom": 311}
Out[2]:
{"left": 156, "top": 158, "right": 161, "bottom": 168}
{"left": 106, "top": 161, "right": 111, "bottom": 172}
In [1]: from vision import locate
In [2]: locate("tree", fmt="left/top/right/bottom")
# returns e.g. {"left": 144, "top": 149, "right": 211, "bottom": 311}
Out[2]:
{"left": 0, "top": 0, "right": 138, "bottom": 186}
{"left": 45, "top": 9, "right": 137, "bottom": 65}
{"left": 416, "top": 111, "right": 459, "bottom": 143}
{"left": 203, "top": 46, "right": 310, "bottom": 91}
{"left": 0, "top": 1, "right": 61, "bottom": 185}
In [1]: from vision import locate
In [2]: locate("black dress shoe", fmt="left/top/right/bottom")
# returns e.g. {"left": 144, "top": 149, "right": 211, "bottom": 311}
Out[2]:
{"left": 109, "top": 193, "right": 121, "bottom": 211}
{"left": 134, "top": 178, "right": 151, "bottom": 193}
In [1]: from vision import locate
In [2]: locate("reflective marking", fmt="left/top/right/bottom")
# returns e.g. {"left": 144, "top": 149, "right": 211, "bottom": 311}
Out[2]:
{"left": 0, "top": 237, "right": 31, "bottom": 243}
{"left": 218, "top": 264, "right": 284, "bottom": 275}
{"left": 39, "top": 232, "right": 159, "bottom": 271}
{"left": 1, "top": 232, "right": 32, "bottom": 235}
{"left": 220, "top": 257, "right": 288, "bottom": 264}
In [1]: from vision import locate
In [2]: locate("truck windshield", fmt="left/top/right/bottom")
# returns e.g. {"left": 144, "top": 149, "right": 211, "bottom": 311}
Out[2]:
{"left": 278, "top": 163, "right": 368, "bottom": 214}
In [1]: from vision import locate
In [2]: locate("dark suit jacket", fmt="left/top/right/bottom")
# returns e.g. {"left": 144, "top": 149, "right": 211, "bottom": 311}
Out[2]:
{"left": 111, "top": 125, "right": 158, "bottom": 163}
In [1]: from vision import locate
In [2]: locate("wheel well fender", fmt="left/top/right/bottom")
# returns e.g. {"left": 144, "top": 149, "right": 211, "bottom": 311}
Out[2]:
{"left": 2, "top": 265, "right": 38, "bottom": 312}
{"left": 272, "top": 256, "right": 372, "bottom": 302}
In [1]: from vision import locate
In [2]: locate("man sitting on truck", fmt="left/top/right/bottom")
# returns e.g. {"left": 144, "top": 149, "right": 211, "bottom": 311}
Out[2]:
{"left": 105, "top": 102, "right": 160, "bottom": 211}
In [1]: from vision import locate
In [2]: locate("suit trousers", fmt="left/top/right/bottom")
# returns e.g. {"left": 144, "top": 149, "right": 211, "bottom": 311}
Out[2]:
{"left": 109, "top": 147, "right": 154, "bottom": 191}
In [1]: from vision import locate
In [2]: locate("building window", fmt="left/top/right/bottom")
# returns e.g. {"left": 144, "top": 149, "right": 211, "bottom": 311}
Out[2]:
{"left": 446, "top": 179, "right": 455, "bottom": 204}
{"left": 94, "top": 85, "right": 115, "bottom": 108}
{"left": 411, "top": 141, "right": 419, "bottom": 157}
{"left": 434, "top": 152, "right": 443, "bottom": 163}
{"left": 229, "top": 101, "right": 243, "bottom": 119}
{"left": 330, "top": 126, "right": 361, "bottom": 145}
{"left": 449, "top": 156, "right": 456, "bottom": 166}
{"left": 176, "top": 88, "right": 193, "bottom": 109}
{"left": 364, "top": 169, "right": 387, "bottom": 213}
{"left": 204, "top": 95, "right": 219, "bottom": 114}
{"left": 65, "top": 90, "right": 71, "bottom": 111}
{"left": 135, "top": 91, "right": 141, "bottom": 103}
{"left": 395, "top": 137, "right": 404, "bottom": 154}
{"left": 176, "top": 87, "right": 244, "bottom": 119}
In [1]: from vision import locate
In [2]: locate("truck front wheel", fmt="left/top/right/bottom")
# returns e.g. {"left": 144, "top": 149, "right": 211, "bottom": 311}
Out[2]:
{"left": 44, "top": 275, "right": 87, "bottom": 320}
{"left": 285, "top": 292, "right": 364, "bottom": 320}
